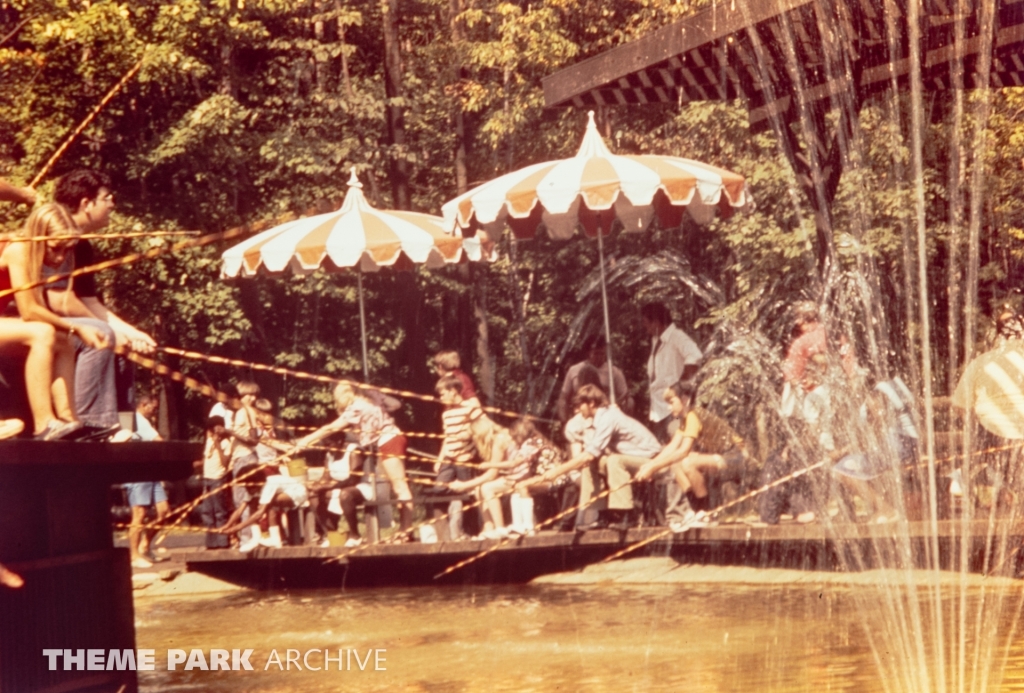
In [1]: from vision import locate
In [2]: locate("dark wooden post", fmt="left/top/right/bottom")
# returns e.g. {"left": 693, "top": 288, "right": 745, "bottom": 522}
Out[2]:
{"left": 0, "top": 440, "right": 198, "bottom": 693}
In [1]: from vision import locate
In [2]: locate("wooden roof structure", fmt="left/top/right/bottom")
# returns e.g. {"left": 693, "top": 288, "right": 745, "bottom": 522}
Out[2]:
{"left": 542, "top": 0, "right": 1024, "bottom": 269}
{"left": 545, "top": 0, "right": 1024, "bottom": 126}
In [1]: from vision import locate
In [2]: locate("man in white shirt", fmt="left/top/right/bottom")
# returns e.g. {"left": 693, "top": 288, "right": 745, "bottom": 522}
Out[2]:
{"left": 642, "top": 302, "right": 702, "bottom": 443}
{"left": 124, "top": 394, "right": 167, "bottom": 568}
{"left": 556, "top": 335, "right": 632, "bottom": 421}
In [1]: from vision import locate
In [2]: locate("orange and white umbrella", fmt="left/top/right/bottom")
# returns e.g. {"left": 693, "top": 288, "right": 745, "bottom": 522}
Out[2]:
{"left": 952, "top": 340, "right": 1024, "bottom": 439}
{"left": 223, "top": 170, "right": 484, "bottom": 278}
{"left": 441, "top": 111, "right": 748, "bottom": 404}
{"left": 222, "top": 170, "right": 487, "bottom": 379}
{"left": 442, "top": 111, "right": 748, "bottom": 240}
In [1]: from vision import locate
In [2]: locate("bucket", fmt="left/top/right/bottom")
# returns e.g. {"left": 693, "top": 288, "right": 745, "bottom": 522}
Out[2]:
{"left": 286, "top": 455, "right": 308, "bottom": 478}
{"left": 419, "top": 524, "right": 438, "bottom": 544}
{"left": 327, "top": 531, "right": 345, "bottom": 547}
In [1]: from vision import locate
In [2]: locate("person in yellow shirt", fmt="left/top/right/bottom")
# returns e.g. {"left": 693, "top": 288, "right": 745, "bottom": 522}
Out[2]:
{"left": 635, "top": 381, "right": 747, "bottom": 529}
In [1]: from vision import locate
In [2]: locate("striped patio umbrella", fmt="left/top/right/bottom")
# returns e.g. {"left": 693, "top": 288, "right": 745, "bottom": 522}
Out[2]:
{"left": 952, "top": 340, "right": 1024, "bottom": 439}
{"left": 223, "top": 170, "right": 486, "bottom": 379}
{"left": 441, "top": 111, "right": 748, "bottom": 404}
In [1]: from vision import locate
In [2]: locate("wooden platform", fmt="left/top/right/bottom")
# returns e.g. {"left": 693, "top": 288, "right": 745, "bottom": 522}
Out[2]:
{"left": 0, "top": 440, "right": 200, "bottom": 693}
{"left": 177, "top": 519, "right": 1024, "bottom": 589}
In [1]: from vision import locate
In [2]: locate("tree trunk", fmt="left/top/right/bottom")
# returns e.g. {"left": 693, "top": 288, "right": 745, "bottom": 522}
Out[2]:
{"left": 336, "top": 0, "right": 353, "bottom": 98}
{"left": 447, "top": 0, "right": 490, "bottom": 401}
{"left": 219, "top": 0, "right": 237, "bottom": 98}
{"left": 313, "top": 0, "right": 328, "bottom": 92}
{"left": 381, "top": 0, "right": 410, "bottom": 209}
{"left": 472, "top": 265, "right": 495, "bottom": 404}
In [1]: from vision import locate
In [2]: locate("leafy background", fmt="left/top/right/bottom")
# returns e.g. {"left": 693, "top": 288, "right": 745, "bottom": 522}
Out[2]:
{"left": 1, "top": 0, "right": 1019, "bottom": 452}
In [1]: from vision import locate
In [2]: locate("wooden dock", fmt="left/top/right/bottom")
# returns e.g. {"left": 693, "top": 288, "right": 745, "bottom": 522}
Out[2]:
{"left": 0, "top": 439, "right": 200, "bottom": 693}
{"left": 176, "top": 519, "right": 1024, "bottom": 589}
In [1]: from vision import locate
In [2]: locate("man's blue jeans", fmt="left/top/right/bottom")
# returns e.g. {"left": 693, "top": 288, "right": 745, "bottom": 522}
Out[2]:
{"left": 67, "top": 317, "right": 118, "bottom": 427}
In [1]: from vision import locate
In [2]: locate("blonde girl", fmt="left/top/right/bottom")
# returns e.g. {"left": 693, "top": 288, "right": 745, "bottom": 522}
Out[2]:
{"left": 299, "top": 382, "right": 414, "bottom": 538}
{"left": 0, "top": 203, "right": 108, "bottom": 439}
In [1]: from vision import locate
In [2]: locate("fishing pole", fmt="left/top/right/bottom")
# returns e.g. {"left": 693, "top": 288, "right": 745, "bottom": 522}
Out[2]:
{"left": 30, "top": 56, "right": 146, "bottom": 188}
{"left": 3, "top": 231, "right": 200, "bottom": 243}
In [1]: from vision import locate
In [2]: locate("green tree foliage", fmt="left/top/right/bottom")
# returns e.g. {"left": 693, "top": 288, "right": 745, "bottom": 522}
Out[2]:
{"left": 1, "top": 0, "right": 1020, "bottom": 449}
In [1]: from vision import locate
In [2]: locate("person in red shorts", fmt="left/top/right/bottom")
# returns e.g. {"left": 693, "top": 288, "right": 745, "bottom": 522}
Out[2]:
{"left": 298, "top": 383, "right": 414, "bottom": 540}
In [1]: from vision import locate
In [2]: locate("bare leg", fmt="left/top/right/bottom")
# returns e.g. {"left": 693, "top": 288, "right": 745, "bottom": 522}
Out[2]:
{"left": 380, "top": 456, "right": 414, "bottom": 532}
{"left": 0, "top": 318, "right": 59, "bottom": 433}
{"left": 128, "top": 505, "right": 147, "bottom": 561}
{"left": 480, "top": 479, "right": 508, "bottom": 528}
{"left": 670, "top": 462, "right": 692, "bottom": 495}
{"left": 339, "top": 488, "right": 362, "bottom": 537}
{"left": 681, "top": 453, "right": 728, "bottom": 500}
{"left": 49, "top": 334, "right": 78, "bottom": 422}
{"left": 141, "top": 500, "right": 171, "bottom": 556}
{"left": 152, "top": 500, "right": 170, "bottom": 545}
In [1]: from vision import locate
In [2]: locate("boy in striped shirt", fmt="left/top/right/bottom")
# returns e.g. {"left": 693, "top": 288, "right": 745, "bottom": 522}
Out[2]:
{"left": 434, "top": 375, "right": 483, "bottom": 539}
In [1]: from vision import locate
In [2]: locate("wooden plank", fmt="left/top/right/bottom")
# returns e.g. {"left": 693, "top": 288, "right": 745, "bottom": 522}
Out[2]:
{"left": 543, "top": 0, "right": 814, "bottom": 107}
{"left": 543, "top": 0, "right": 1024, "bottom": 113}
{"left": 0, "top": 440, "right": 199, "bottom": 484}
{"left": 177, "top": 519, "right": 1024, "bottom": 565}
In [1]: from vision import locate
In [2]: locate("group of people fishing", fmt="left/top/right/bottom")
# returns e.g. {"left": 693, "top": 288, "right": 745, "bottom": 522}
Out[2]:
{"left": 0, "top": 169, "right": 939, "bottom": 565}
{"left": 186, "top": 297, "right": 928, "bottom": 553}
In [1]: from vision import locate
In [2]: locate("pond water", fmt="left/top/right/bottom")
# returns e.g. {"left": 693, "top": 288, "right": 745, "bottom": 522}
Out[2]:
{"left": 134, "top": 575, "right": 1024, "bottom": 692}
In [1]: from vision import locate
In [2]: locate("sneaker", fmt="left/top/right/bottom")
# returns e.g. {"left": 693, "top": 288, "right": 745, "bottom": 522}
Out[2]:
{"left": 238, "top": 537, "right": 261, "bottom": 553}
{"left": 686, "top": 510, "right": 710, "bottom": 528}
{"left": 131, "top": 557, "right": 154, "bottom": 569}
{"left": 950, "top": 469, "right": 964, "bottom": 497}
{"left": 109, "top": 429, "right": 135, "bottom": 443}
{"left": 669, "top": 509, "right": 707, "bottom": 533}
{"left": 66, "top": 423, "right": 121, "bottom": 442}
{"left": 35, "top": 420, "right": 83, "bottom": 441}
{"left": 343, "top": 537, "right": 364, "bottom": 548}
{"left": 669, "top": 518, "right": 692, "bottom": 534}
{"left": 259, "top": 535, "right": 283, "bottom": 549}
{"left": 606, "top": 516, "right": 632, "bottom": 532}
{"left": 0, "top": 419, "right": 24, "bottom": 441}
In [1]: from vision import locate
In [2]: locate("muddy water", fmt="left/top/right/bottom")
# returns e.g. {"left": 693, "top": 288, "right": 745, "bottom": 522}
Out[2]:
{"left": 133, "top": 574, "right": 1024, "bottom": 693}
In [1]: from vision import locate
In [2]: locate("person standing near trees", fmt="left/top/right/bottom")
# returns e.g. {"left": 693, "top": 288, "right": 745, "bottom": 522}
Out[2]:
{"left": 642, "top": 302, "right": 702, "bottom": 443}
{"left": 46, "top": 170, "right": 155, "bottom": 432}
{"left": 124, "top": 393, "right": 169, "bottom": 568}
{"left": 556, "top": 335, "right": 632, "bottom": 422}
{"left": 197, "top": 415, "right": 232, "bottom": 550}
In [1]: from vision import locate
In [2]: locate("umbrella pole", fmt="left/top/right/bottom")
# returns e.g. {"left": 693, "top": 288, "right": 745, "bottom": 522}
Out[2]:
{"left": 358, "top": 271, "right": 369, "bottom": 382}
{"left": 596, "top": 224, "right": 616, "bottom": 407}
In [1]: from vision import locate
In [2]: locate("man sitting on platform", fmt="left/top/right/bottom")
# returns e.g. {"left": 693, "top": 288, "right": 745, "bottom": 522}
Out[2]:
{"left": 48, "top": 170, "right": 155, "bottom": 434}
{"left": 534, "top": 384, "right": 661, "bottom": 530}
